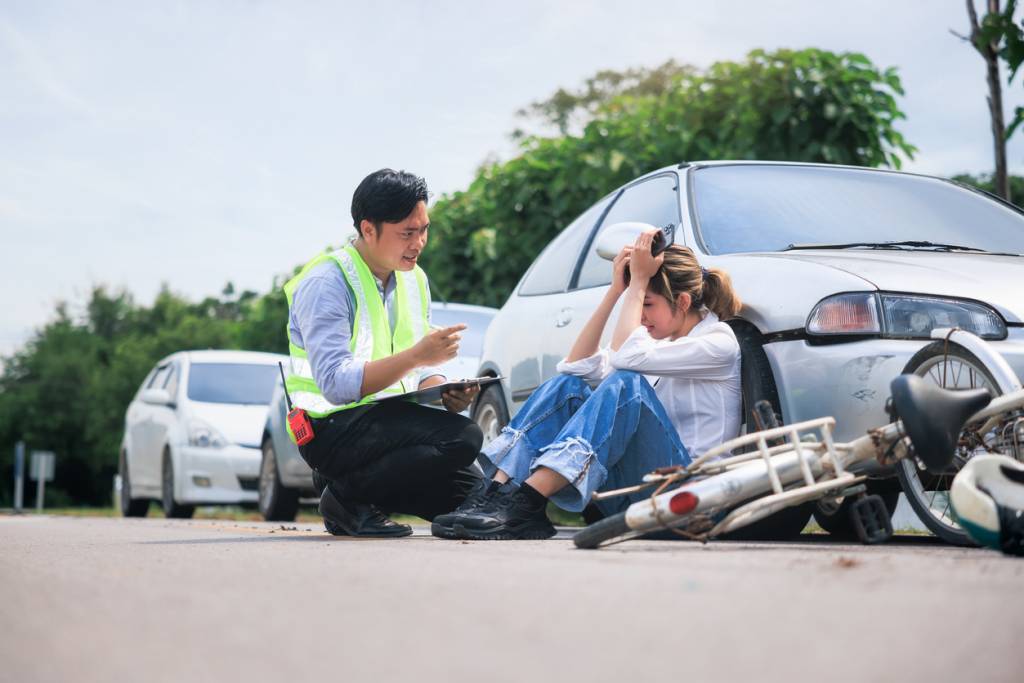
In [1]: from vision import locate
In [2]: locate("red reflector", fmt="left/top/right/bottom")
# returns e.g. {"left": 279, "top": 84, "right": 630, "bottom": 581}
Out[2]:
{"left": 668, "top": 491, "right": 699, "bottom": 516}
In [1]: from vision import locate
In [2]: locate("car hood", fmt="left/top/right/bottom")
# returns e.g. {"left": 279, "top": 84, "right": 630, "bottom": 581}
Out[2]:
{"left": 708, "top": 250, "right": 1024, "bottom": 332}
{"left": 771, "top": 251, "right": 1024, "bottom": 322}
{"left": 187, "top": 402, "right": 270, "bottom": 448}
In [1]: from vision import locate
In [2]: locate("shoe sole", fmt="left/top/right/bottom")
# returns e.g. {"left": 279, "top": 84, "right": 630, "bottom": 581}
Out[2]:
{"left": 430, "top": 522, "right": 462, "bottom": 540}
{"left": 452, "top": 521, "right": 556, "bottom": 541}
{"left": 325, "top": 519, "right": 413, "bottom": 538}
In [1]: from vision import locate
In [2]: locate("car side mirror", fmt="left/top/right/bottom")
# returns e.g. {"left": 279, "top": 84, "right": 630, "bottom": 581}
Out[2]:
{"left": 593, "top": 221, "right": 662, "bottom": 260}
{"left": 141, "top": 388, "right": 174, "bottom": 407}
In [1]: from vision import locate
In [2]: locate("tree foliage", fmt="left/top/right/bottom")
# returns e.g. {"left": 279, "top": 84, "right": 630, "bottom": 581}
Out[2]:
{"left": 513, "top": 59, "right": 696, "bottom": 137}
{"left": 422, "top": 48, "right": 915, "bottom": 308}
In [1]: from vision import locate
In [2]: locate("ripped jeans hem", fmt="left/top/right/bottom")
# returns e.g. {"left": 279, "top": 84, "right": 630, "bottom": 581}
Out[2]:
{"left": 478, "top": 425, "right": 525, "bottom": 478}
{"left": 533, "top": 436, "right": 608, "bottom": 513}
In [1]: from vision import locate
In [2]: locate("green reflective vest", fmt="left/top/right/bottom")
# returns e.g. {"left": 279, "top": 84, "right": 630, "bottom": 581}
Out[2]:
{"left": 283, "top": 244, "right": 430, "bottom": 419}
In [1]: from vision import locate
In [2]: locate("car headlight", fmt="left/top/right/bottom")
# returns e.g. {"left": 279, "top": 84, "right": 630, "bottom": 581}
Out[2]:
{"left": 187, "top": 419, "right": 229, "bottom": 449}
{"left": 807, "top": 293, "right": 1006, "bottom": 340}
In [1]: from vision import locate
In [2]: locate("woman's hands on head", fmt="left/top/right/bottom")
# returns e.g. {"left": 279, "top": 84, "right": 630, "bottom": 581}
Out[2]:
{"left": 610, "top": 245, "right": 633, "bottom": 296}
{"left": 628, "top": 229, "right": 665, "bottom": 287}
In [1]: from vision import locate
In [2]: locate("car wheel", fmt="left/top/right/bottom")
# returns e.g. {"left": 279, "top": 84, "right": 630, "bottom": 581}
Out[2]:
{"left": 895, "top": 341, "right": 1002, "bottom": 546}
{"left": 259, "top": 436, "right": 299, "bottom": 521}
{"left": 119, "top": 450, "right": 150, "bottom": 518}
{"left": 812, "top": 484, "right": 899, "bottom": 540}
{"left": 473, "top": 383, "right": 509, "bottom": 449}
{"left": 725, "top": 322, "right": 812, "bottom": 541}
{"left": 161, "top": 450, "right": 195, "bottom": 519}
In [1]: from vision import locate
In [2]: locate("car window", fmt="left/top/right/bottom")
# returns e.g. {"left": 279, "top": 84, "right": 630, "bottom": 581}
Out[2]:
{"left": 692, "top": 164, "right": 1024, "bottom": 255}
{"left": 575, "top": 175, "right": 681, "bottom": 290}
{"left": 136, "top": 367, "right": 157, "bottom": 397}
{"left": 187, "top": 363, "right": 280, "bottom": 405}
{"left": 164, "top": 363, "right": 180, "bottom": 398}
{"left": 518, "top": 195, "right": 614, "bottom": 296}
{"left": 148, "top": 364, "right": 171, "bottom": 390}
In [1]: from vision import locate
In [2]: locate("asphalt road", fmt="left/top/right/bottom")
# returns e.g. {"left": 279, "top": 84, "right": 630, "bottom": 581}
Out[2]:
{"left": 1, "top": 514, "right": 1021, "bottom": 683}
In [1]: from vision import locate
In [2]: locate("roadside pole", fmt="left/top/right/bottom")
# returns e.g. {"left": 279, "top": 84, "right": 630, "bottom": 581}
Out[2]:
{"left": 29, "top": 451, "right": 55, "bottom": 513}
{"left": 13, "top": 441, "right": 25, "bottom": 512}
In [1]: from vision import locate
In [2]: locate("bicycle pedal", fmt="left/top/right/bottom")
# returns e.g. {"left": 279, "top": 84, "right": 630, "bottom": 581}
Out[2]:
{"left": 849, "top": 494, "right": 893, "bottom": 545}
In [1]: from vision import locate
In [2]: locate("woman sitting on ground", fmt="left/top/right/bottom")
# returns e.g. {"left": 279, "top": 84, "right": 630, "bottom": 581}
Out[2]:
{"left": 432, "top": 229, "right": 743, "bottom": 540}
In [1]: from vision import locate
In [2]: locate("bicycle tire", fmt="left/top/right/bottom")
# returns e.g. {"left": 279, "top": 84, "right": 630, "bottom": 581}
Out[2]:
{"left": 573, "top": 512, "right": 630, "bottom": 549}
{"left": 896, "top": 341, "right": 1002, "bottom": 546}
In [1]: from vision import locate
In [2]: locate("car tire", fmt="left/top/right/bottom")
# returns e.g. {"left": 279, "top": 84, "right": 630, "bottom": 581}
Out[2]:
{"left": 119, "top": 449, "right": 150, "bottom": 518}
{"left": 161, "top": 450, "right": 195, "bottom": 519}
{"left": 259, "top": 436, "right": 299, "bottom": 521}
{"left": 895, "top": 341, "right": 1003, "bottom": 546}
{"left": 472, "top": 383, "right": 509, "bottom": 449}
{"left": 725, "top": 322, "right": 812, "bottom": 541}
{"left": 812, "top": 484, "right": 899, "bottom": 540}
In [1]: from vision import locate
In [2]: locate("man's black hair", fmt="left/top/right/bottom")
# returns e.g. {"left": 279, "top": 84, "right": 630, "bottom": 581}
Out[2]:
{"left": 351, "top": 168, "right": 429, "bottom": 238}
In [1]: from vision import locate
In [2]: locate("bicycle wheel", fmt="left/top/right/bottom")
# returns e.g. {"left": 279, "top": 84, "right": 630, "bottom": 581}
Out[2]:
{"left": 896, "top": 341, "right": 1001, "bottom": 546}
{"left": 573, "top": 512, "right": 631, "bottom": 549}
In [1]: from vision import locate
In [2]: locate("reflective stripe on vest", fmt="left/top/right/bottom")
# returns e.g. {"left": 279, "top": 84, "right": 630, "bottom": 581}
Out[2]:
{"left": 282, "top": 244, "right": 430, "bottom": 419}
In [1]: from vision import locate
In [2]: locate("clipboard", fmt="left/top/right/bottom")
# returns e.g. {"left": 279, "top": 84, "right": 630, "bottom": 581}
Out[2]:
{"left": 375, "top": 376, "right": 504, "bottom": 406}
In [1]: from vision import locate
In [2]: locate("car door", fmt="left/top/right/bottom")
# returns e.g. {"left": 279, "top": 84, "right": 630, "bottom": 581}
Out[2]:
{"left": 132, "top": 362, "right": 173, "bottom": 489}
{"left": 150, "top": 360, "right": 181, "bottom": 463}
{"left": 540, "top": 173, "right": 684, "bottom": 383}
{"left": 506, "top": 194, "right": 615, "bottom": 407}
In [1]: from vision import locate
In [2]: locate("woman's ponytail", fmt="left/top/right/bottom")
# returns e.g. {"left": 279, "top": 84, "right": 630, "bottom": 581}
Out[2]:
{"left": 701, "top": 268, "right": 741, "bottom": 320}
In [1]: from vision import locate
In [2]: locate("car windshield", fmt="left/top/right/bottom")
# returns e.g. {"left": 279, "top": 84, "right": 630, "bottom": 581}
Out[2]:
{"left": 692, "top": 165, "right": 1024, "bottom": 255}
{"left": 187, "top": 363, "right": 279, "bottom": 405}
{"left": 432, "top": 308, "right": 491, "bottom": 357}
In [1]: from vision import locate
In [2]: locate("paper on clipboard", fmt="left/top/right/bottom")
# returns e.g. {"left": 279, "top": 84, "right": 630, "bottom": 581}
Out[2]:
{"left": 375, "top": 376, "right": 504, "bottom": 406}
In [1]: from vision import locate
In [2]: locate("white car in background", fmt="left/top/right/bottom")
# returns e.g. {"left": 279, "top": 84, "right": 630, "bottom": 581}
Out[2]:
{"left": 257, "top": 301, "right": 498, "bottom": 521}
{"left": 119, "top": 350, "right": 287, "bottom": 518}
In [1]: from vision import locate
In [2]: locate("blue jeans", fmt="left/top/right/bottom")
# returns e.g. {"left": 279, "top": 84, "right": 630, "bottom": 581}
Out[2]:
{"left": 479, "top": 371, "right": 691, "bottom": 514}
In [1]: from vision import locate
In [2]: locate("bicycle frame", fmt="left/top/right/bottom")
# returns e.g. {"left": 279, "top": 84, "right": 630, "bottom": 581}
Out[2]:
{"left": 600, "top": 388, "right": 1024, "bottom": 543}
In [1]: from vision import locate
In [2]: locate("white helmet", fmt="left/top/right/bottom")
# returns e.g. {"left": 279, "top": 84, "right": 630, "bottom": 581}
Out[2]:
{"left": 950, "top": 455, "right": 1024, "bottom": 556}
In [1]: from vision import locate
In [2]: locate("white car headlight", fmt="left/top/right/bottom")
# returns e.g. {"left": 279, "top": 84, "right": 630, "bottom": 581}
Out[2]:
{"left": 187, "top": 419, "right": 229, "bottom": 449}
{"left": 807, "top": 293, "right": 1006, "bottom": 340}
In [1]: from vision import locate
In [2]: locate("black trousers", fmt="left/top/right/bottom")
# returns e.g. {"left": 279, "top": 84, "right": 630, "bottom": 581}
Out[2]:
{"left": 298, "top": 400, "right": 483, "bottom": 521}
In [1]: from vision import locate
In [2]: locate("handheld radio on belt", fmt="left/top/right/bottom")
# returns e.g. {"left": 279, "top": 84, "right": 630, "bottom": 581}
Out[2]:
{"left": 278, "top": 362, "right": 314, "bottom": 446}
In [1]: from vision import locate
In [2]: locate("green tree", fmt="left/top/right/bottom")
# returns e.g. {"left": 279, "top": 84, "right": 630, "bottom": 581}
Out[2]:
{"left": 513, "top": 59, "right": 695, "bottom": 137}
{"left": 422, "top": 48, "right": 915, "bottom": 308}
{"left": 957, "top": 0, "right": 1024, "bottom": 199}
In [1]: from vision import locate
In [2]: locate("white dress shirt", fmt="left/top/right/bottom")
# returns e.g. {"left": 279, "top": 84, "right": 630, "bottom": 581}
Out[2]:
{"left": 555, "top": 311, "right": 742, "bottom": 457}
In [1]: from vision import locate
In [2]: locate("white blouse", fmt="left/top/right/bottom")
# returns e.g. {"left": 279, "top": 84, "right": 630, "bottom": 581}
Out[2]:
{"left": 555, "top": 311, "right": 742, "bottom": 457}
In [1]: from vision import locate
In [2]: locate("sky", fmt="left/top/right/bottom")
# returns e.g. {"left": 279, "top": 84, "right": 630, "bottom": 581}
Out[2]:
{"left": 2, "top": 0, "right": 1024, "bottom": 359}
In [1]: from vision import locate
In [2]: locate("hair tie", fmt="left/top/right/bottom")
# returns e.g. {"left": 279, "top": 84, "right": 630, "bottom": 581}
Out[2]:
{"left": 700, "top": 266, "right": 709, "bottom": 282}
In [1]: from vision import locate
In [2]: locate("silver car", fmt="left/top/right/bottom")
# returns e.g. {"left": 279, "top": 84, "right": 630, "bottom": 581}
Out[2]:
{"left": 258, "top": 301, "right": 498, "bottom": 521}
{"left": 471, "top": 161, "right": 1024, "bottom": 541}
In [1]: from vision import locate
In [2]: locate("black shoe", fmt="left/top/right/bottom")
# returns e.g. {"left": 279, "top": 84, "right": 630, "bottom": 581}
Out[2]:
{"left": 319, "top": 487, "right": 412, "bottom": 538}
{"left": 431, "top": 479, "right": 501, "bottom": 540}
{"left": 451, "top": 482, "right": 556, "bottom": 540}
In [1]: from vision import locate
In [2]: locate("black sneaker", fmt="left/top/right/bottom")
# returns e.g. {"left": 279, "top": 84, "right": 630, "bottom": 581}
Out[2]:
{"left": 452, "top": 482, "right": 556, "bottom": 540}
{"left": 319, "top": 487, "right": 412, "bottom": 538}
{"left": 431, "top": 479, "right": 501, "bottom": 540}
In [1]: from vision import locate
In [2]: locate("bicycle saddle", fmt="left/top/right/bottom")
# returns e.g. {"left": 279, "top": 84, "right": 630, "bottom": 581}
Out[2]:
{"left": 889, "top": 374, "right": 991, "bottom": 474}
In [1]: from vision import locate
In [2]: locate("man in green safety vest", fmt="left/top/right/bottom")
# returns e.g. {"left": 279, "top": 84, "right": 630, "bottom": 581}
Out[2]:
{"left": 285, "top": 169, "right": 483, "bottom": 537}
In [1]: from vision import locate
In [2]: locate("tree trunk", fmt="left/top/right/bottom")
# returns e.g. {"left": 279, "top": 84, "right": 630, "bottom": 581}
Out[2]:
{"left": 969, "top": 0, "right": 1011, "bottom": 200}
